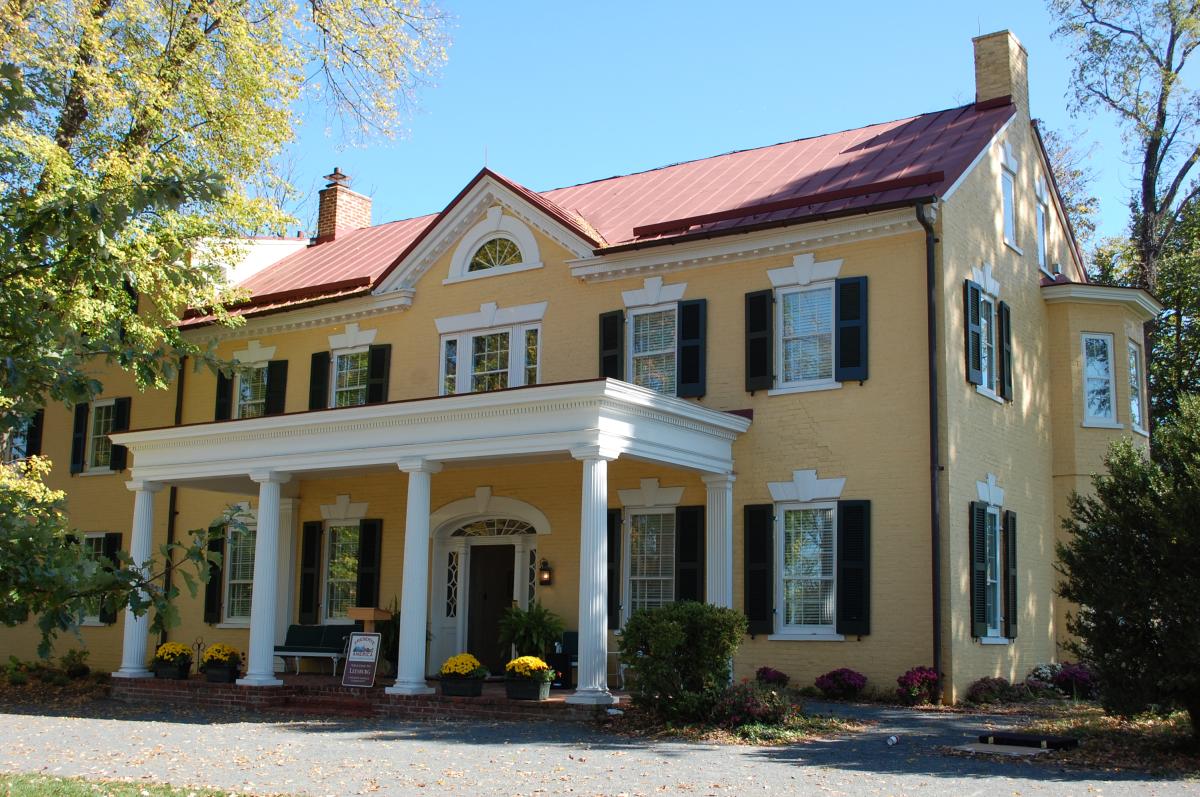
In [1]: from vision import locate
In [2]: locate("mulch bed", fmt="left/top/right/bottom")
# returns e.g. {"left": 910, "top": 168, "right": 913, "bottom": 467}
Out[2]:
{"left": 607, "top": 702, "right": 870, "bottom": 746}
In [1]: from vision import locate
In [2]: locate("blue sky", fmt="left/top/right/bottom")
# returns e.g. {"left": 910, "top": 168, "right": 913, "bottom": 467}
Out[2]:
{"left": 287, "top": 0, "right": 1131, "bottom": 244}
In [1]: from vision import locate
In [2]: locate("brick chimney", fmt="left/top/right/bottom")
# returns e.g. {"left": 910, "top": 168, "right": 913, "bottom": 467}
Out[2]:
{"left": 973, "top": 30, "right": 1029, "bottom": 115}
{"left": 315, "top": 167, "right": 371, "bottom": 242}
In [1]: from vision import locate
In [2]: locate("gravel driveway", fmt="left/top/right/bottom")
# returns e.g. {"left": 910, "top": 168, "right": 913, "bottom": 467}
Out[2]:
{"left": 0, "top": 698, "right": 1192, "bottom": 796}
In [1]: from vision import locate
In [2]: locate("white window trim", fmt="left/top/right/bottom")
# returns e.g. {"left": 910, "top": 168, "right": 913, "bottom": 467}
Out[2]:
{"left": 329, "top": 346, "right": 370, "bottom": 409}
{"left": 84, "top": 398, "right": 116, "bottom": 473}
{"left": 771, "top": 500, "right": 843, "bottom": 640}
{"left": 322, "top": 518, "right": 363, "bottom": 625}
{"left": 222, "top": 517, "right": 257, "bottom": 625}
{"left": 1128, "top": 340, "right": 1148, "bottom": 436}
{"left": 445, "top": 207, "right": 543, "bottom": 284}
{"left": 234, "top": 363, "right": 269, "bottom": 419}
{"left": 984, "top": 504, "right": 1003, "bottom": 639}
{"left": 621, "top": 506, "right": 676, "bottom": 623}
{"left": 626, "top": 302, "right": 678, "bottom": 396}
{"left": 977, "top": 292, "right": 1002, "bottom": 402}
{"left": 1035, "top": 178, "right": 1050, "bottom": 273}
{"left": 80, "top": 532, "right": 107, "bottom": 625}
{"left": 770, "top": 282, "right": 839, "bottom": 394}
{"left": 1001, "top": 141, "right": 1021, "bottom": 253}
{"left": 439, "top": 322, "right": 541, "bottom": 396}
{"left": 1081, "top": 332, "right": 1120, "bottom": 427}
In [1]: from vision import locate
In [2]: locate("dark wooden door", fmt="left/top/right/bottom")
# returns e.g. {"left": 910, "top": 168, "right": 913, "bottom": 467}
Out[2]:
{"left": 467, "top": 544, "right": 515, "bottom": 673}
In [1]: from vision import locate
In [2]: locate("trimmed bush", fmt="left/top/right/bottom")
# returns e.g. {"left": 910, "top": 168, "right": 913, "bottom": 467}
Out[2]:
{"left": 1054, "top": 662, "right": 1097, "bottom": 699}
{"left": 1027, "top": 662, "right": 1063, "bottom": 684}
{"left": 896, "top": 666, "right": 940, "bottom": 705}
{"left": 712, "top": 681, "right": 792, "bottom": 728}
{"left": 618, "top": 602, "right": 747, "bottom": 722}
{"left": 755, "top": 666, "right": 790, "bottom": 687}
{"left": 6, "top": 670, "right": 28, "bottom": 686}
{"left": 965, "top": 676, "right": 1013, "bottom": 704}
{"left": 59, "top": 649, "right": 90, "bottom": 679}
{"left": 814, "top": 668, "right": 868, "bottom": 700}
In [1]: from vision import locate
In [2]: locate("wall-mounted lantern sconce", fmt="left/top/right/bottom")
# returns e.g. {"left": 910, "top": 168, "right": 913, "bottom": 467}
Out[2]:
{"left": 538, "top": 559, "right": 553, "bottom": 586}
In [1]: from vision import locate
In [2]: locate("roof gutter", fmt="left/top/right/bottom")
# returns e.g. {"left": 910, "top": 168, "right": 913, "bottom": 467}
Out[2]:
{"left": 915, "top": 199, "right": 944, "bottom": 703}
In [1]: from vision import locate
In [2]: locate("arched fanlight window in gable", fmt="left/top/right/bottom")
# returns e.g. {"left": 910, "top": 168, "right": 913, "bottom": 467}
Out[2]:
{"left": 468, "top": 237, "right": 523, "bottom": 272}
{"left": 450, "top": 517, "right": 537, "bottom": 537}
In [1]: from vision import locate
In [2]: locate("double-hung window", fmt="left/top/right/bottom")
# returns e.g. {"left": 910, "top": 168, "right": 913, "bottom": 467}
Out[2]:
{"left": 223, "top": 523, "right": 256, "bottom": 623}
{"left": 1035, "top": 178, "right": 1050, "bottom": 273}
{"left": 441, "top": 323, "right": 540, "bottom": 395}
{"left": 978, "top": 293, "right": 999, "bottom": 396}
{"left": 776, "top": 284, "right": 835, "bottom": 389}
{"left": 628, "top": 305, "right": 677, "bottom": 395}
{"left": 1082, "top": 333, "right": 1117, "bottom": 426}
{"left": 332, "top": 349, "right": 371, "bottom": 407}
{"left": 1128, "top": 341, "right": 1145, "bottom": 433}
{"left": 81, "top": 533, "right": 107, "bottom": 624}
{"left": 983, "top": 505, "right": 1002, "bottom": 637}
{"left": 236, "top": 365, "right": 268, "bottom": 419}
{"left": 624, "top": 509, "right": 675, "bottom": 617}
{"left": 87, "top": 399, "right": 115, "bottom": 470}
{"left": 1001, "top": 141, "right": 1020, "bottom": 251}
{"left": 3, "top": 417, "right": 32, "bottom": 463}
{"left": 325, "top": 522, "right": 361, "bottom": 621}
{"left": 776, "top": 503, "right": 836, "bottom": 633}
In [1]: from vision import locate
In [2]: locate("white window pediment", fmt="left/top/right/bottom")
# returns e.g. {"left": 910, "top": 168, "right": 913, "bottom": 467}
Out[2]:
{"left": 328, "top": 322, "right": 377, "bottom": 351}
{"left": 976, "top": 473, "right": 1004, "bottom": 507}
{"left": 768, "top": 253, "right": 843, "bottom": 288}
{"left": 622, "top": 276, "right": 687, "bottom": 309}
{"left": 768, "top": 469, "right": 846, "bottom": 503}
{"left": 320, "top": 494, "right": 369, "bottom": 522}
{"left": 447, "top": 206, "right": 542, "bottom": 284}
{"left": 618, "top": 478, "right": 685, "bottom": 508}
{"left": 232, "top": 340, "right": 276, "bottom": 365}
{"left": 435, "top": 301, "right": 548, "bottom": 335}
{"left": 972, "top": 263, "right": 1000, "bottom": 297}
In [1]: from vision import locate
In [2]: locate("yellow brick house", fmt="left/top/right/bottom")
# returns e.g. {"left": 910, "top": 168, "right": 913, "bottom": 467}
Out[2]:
{"left": 1, "top": 30, "right": 1159, "bottom": 703}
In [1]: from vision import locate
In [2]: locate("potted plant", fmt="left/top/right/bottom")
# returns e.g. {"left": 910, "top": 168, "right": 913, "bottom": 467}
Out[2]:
{"left": 152, "top": 642, "right": 192, "bottom": 680}
{"left": 438, "top": 653, "right": 489, "bottom": 697}
{"left": 497, "top": 601, "right": 565, "bottom": 659}
{"left": 199, "top": 643, "right": 241, "bottom": 683}
{"left": 504, "top": 655, "right": 553, "bottom": 701}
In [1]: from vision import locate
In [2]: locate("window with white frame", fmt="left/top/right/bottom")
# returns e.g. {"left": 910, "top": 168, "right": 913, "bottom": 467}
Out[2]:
{"left": 1035, "top": 178, "right": 1050, "bottom": 272}
{"left": 223, "top": 523, "right": 256, "bottom": 622}
{"left": 86, "top": 399, "right": 115, "bottom": 470}
{"left": 1082, "top": 333, "right": 1117, "bottom": 424}
{"left": 979, "top": 292, "right": 998, "bottom": 394}
{"left": 324, "top": 522, "right": 360, "bottom": 621}
{"left": 625, "top": 510, "right": 675, "bottom": 616}
{"left": 1128, "top": 341, "right": 1145, "bottom": 431}
{"left": 81, "top": 533, "right": 106, "bottom": 623}
{"left": 1001, "top": 142, "right": 1019, "bottom": 249}
{"left": 468, "top": 237, "right": 523, "bottom": 273}
{"left": 3, "top": 419, "right": 30, "bottom": 463}
{"left": 628, "top": 305, "right": 677, "bottom": 395}
{"left": 440, "top": 324, "right": 540, "bottom": 395}
{"left": 332, "top": 350, "right": 370, "bottom": 407}
{"left": 984, "top": 504, "right": 1002, "bottom": 638}
{"left": 777, "top": 284, "right": 834, "bottom": 388}
{"left": 236, "top": 365, "right": 268, "bottom": 419}
{"left": 777, "top": 503, "right": 836, "bottom": 632}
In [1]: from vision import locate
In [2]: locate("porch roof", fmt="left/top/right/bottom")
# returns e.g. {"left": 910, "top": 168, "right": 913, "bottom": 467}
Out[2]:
{"left": 113, "top": 379, "right": 751, "bottom": 492}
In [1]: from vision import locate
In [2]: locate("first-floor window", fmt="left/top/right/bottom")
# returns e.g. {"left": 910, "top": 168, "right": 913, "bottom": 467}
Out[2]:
{"left": 82, "top": 533, "right": 107, "bottom": 623}
{"left": 1083, "top": 333, "right": 1116, "bottom": 423}
{"left": 87, "top": 400, "right": 115, "bottom": 470}
{"left": 332, "top": 350, "right": 370, "bottom": 407}
{"left": 224, "top": 524, "right": 256, "bottom": 622}
{"left": 629, "top": 305, "right": 677, "bottom": 395}
{"left": 984, "top": 505, "right": 1001, "bottom": 637}
{"left": 3, "top": 419, "right": 30, "bottom": 463}
{"left": 236, "top": 365, "right": 268, "bottom": 419}
{"left": 440, "top": 324, "right": 540, "bottom": 395}
{"left": 626, "top": 510, "right": 675, "bottom": 616}
{"left": 1128, "top": 341, "right": 1145, "bottom": 431}
{"left": 778, "top": 504, "right": 836, "bottom": 631}
{"left": 325, "top": 523, "right": 360, "bottom": 620}
{"left": 778, "top": 284, "right": 834, "bottom": 387}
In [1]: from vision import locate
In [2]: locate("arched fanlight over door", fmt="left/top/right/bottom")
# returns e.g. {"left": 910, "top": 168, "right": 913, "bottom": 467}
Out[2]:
{"left": 450, "top": 517, "right": 537, "bottom": 537}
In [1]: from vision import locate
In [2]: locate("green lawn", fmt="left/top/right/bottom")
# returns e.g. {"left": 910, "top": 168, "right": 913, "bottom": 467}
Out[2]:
{"left": 0, "top": 773, "right": 292, "bottom": 796}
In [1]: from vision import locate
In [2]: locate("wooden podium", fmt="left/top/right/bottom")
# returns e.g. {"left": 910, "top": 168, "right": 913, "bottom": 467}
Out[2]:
{"left": 347, "top": 607, "right": 392, "bottom": 633}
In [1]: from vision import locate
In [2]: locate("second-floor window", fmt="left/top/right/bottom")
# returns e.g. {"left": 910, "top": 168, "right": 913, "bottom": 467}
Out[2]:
{"left": 333, "top": 350, "right": 370, "bottom": 407}
{"left": 1035, "top": 178, "right": 1050, "bottom": 272}
{"left": 441, "top": 324, "right": 540, "bottom": 395}
{"left": 777, "top": 284, "right": 834, "bottom": 388}
{"left": 237, "top": 365, "right": 268, "bottom": 419}
{"left": 1128, "top": 340, "right": 1145, "bottom": 432}
{"left": 1082, "top": 332, "right": 1116, "bottom": 425}
{"left": 629, "top": 305, "right": 677, "bottom": 395}
{"left": 87, "top": 399, "right": 115, "bottom": 470}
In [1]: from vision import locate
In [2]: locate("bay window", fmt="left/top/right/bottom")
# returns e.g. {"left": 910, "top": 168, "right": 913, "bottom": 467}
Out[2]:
{"left": 1129, "top": 341, "right": 1145, "bottom": 432}
{"left": 1082, "top": 333, "right": 1117, "bottom": 425}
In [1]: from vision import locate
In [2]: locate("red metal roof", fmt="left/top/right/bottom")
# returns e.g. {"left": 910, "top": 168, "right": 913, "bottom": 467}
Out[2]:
{"left": 220, "top": 101, "right": 1014, "bottom": 318}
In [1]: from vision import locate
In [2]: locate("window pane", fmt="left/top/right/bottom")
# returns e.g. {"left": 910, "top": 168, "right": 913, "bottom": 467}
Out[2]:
{"left": 524, "top": 328, "right": 539, "bottom": 386}
{"left": 442, "top": 339, "right": 457, "bottom": 395}
{"left": 326, "top": 524, "right": 360, "bottom": 619}
{"left": 334, "top": 352, "right": 370, "bottom": 407}
{"left": 5, "top": 420, "right": 29, "bottom": 463}
{"left": 782, "top": 508, "right": 834, "bottom": 627}
{"left": 1129, "top": 343, "right": 1143, "bottom": 428}
{"left": 1036, "top": 204, "right": 1048, "bottom": 268}
{"left": 238, "top": 365, "right": 268, "bottom": 419}
{"left": 468, "top": 238, "right": 522, "bottom": 272}
{"left": 781, "top": 288, "right": 833, "bottom": 383}
{"left": 90, "top": 404, "right": 114, "bottom": 468}
{"left": 980, "top": 298, "right": 996, "bottom": 390}
{"left": 224, "top": 525, "right": 256, "bottom": 620}
{"left": 985, "top": 510, "right": 1000, "bottom": 634}
{"left": 629, "top": 513, "right": 675, "bottom": 613}
{"left": 631, "top": 309, "right": 676, "bottom": 395}
{"left": 1003, "top": 171, "right": 1016, "bottom": 243}
{"left": 1084, "top": 336, "right": 1113, "bottom": 419}
{"left": 471, "top": 332, "right": 510, "bottom": 392}
{"left": 82, "top": 536, "right": 107, "bottom": 619}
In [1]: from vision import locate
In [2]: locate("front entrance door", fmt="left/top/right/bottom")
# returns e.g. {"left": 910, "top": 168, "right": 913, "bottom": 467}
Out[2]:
{"left": 467, "top": 544, "right": 515, "bottom": 673}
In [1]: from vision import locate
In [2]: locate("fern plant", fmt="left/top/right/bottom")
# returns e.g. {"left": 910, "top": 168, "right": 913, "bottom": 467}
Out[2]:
{"left": 497, "top": 601, "right": 565, "bottom": 659}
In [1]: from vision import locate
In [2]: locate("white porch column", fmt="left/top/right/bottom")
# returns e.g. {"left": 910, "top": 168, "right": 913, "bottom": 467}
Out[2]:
{"left": 112, "top": 480, "right": 163, "bottom": 678}
{"left": 702, "top": 473, "right": 736, "bottom": 608}
{"left": 567, "top": 445, "right": 619, "bottom": 706}
{"left": 387, "top": 458, "right": 442, "bottom": 695}
{"left": 238, "top": 471, "right": 291, "bottom": 687}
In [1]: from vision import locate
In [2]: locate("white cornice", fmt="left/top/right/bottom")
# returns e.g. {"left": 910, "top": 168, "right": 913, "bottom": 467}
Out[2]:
{"left": 1041, "top": 283, "right": 1162, "bottom": 321}
{"left": 568, "top": 209, "right": 920, "bottom": 283}
{"left": 183, "top": 290, "right": 414, "bottom": 345}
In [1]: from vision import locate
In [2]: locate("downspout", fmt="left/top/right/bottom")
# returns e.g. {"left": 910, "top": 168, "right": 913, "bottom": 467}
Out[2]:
{"left": 915, "top": 201, "right": 944, "bottom": 703}
{"left": 158, "top": 356, "right": 187, "bottom": 647}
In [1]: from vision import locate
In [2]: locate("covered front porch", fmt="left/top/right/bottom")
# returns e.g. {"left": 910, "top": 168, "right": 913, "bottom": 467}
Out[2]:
{"left": 111, "top": 379, "right": 750, "bottom": 706}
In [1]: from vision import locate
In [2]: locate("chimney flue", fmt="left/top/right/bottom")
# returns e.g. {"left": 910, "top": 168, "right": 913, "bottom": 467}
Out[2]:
{"left": 316, "top": 167, "right": 371, "bottom": 242}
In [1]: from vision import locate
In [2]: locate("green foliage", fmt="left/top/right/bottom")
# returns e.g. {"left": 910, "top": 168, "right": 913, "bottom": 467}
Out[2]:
{"left": 1058, "top": 394, "right": 1200, "bottom": 739}
{"left": 5, "top": 670, "right": 27, "bottom": 687}
{"left": 58, "top": 649, "right": 90, "bottom": 679}
{"left": 618, "top": 601, "right": 747, "bottom": 722}
{"left": 711, "top": 680, "right": 793, "bottom": 728}
{"left": 497, "top": 601, "right": 565, "bottom": 659}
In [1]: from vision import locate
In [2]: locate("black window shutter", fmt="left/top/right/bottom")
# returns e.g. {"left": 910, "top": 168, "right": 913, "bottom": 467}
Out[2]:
{"left": 745, "top": 290, "right": 774, "bottom": 392}
{"left": 265, "top": 360, "right": 289, "bottom": 415}
{"left": 1003, "top": 510, "right": 1018, "bottom": 639}
{"left": 599, "top": 311, "right": 624, "bottom": 380}
{"left": 109, "top": 397, "right": 131, "bottom": 471}
{"left": 964, "top": 280, "right": 983, "bottom": 385}
{"left": 25, "top": 409, "right": 44, "bottom": 457}
{"left": 606, "top": 509, "right": 622, "bottom": 629}
{"left": 70, "top": 403, "right": 89, "bottom": 474}
{"left": 744, "top": 504, "right": 774, "bottom": 635}
{"left": 674, "top": 505, "right": 705, "bottom": 602}
{"left": 366, "top": 344, "right": 391, "bottom": 404}
{"left": 356, "top": 519, "right": 383, "bottom": 607}
{"left": 676, "top": 300, "right": 707, "bottom": 397}
{"left": 969, "top": 502, "right": 989, "bottom": 638}
{"left": 98, "top": 532, "right": 123, "bottom": 624}
{"left": 299, "top": 521, "right": 323, "bottom": 624}
{"left": 836, "top": 500, "right": 871, "bottom": 636}
{"left": 203, "top": 527, "right": 225, "bottom": 624}
{"left": 309, "top": 352, "right": 331, "bottom": 410}
{"left": 834, "top": 277, "right": 869, "bottom": 382}
{"left": 214, "top": 371, "right": 234, "bottom": 420}
{"left": 999, "top": 301, "right": 1014, "bottom": 401}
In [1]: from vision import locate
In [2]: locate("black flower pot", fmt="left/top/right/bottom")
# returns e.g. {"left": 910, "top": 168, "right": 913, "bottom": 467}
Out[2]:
{"left": 204, "top": 665, "right": 239, "bottom": 683}
{"left": 440, "top": 678, "right": 484, "bottom": 697}
{"left": 505, "top": 679, "right": 550, "bottom": 701}
{"left": 153, "top": 661, "right": 192, "bottom": 680}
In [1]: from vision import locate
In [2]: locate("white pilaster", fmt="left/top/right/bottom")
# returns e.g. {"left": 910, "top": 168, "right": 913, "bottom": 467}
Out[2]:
{"left": 112, "top": 480, "right": 163, "bottom": 679}
{"left": 238, "top": 471, "right": 290, "bottom": 687}
{"left": 275, "top": 498, "right": 300, "bottom": 649}
{"left": 567, "top": 445, "right": 620, "bottom": 706}
{"left": 702, "top": 473, "right": 736, "bottom": 608}
{"left": 387, "top": 458, "right": 442, "bottom": 695}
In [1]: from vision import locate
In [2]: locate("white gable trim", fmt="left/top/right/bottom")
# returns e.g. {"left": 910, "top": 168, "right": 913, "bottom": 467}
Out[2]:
{"left": 373, "top": 175, "right": 593, "bottom": 295}
{"left": 435, "top": 301, "right": 548, "bottom": 335}
{"left": 320, "top": 494, "right": 369, "bottom": 521}
{"left": 618, "top": 478, "right": 685, "bottom": 508}
{"left": 976, "top": 473, "right": 1004, "bottom": 507}
{"left": 445, "top": 206, "right": 543, "bottom": 284}
{"left": 768, "top": 469, "right": 846, "bottom": 503}
{"left": 941, "top": 115, "right": 1015, "bottom": 201}
{"left": 622, "top": 276, "right": 687, "bottom": 308}
{"left": 768, "top": 253, "right": 843, "bottom": 288}
{"left": 231, "top": 340, "right": 276, "bottom": 365}
{"left": 328, "top": 322, "right": 377, "bottom": 351}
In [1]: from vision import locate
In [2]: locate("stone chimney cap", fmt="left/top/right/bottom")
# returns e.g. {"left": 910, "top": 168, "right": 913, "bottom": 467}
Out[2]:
{"left": 324, "top": 167, "right": 350, "bottom": 188}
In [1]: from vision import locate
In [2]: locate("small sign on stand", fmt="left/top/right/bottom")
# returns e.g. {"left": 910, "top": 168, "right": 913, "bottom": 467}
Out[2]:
{"left": 341, "top": 632, "right": 382, "bottom": 688}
